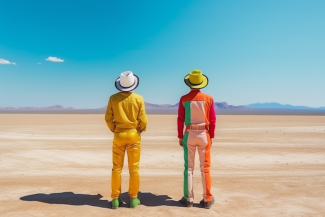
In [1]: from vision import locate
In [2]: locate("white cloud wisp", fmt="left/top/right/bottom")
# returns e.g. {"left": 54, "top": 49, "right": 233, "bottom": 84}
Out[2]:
{"left": 46, "top": 56, "right": 64, "bottom": 62}
{"left": 0, "top": 58, "right": 12, "bottom": 64}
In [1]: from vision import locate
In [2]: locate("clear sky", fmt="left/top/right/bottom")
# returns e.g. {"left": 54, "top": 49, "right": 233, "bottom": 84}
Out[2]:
{"left": 1, "top": 0, "right": 324, "bottom": 108}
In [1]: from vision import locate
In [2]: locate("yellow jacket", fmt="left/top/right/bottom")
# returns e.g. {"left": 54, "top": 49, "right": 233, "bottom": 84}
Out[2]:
{"left": 105, "top": 92, "right": 148, "bottom": 133}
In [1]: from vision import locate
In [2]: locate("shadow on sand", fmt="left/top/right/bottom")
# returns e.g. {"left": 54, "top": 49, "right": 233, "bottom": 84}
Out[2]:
{"left": 20, "top": 192, "right": 110, "bottom": 208}
{"left": 122, "top": 192, "right": 181, "bottom": 207}
{"left": 20, "top": 191, "right": 192, "bottom": 209}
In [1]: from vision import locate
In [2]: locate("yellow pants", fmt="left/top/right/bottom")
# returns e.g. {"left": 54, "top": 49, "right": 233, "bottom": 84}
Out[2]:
{"left": 111, "top": 129, "right": 141, "bottom": 200}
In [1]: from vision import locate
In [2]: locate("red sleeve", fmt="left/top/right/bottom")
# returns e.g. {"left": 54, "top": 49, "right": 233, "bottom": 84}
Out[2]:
{"left": 208, "top": 100, "right": 216, "bottom": 138}
{"left": 177, "top": 98, "right": 185, "bottom": 139}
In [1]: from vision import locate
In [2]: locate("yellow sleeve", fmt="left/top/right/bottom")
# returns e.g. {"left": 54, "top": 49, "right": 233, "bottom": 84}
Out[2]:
{"left": 105, "top": 97, "right": 115, "bottom": 132}
{"left": 138, "top": 97, "right": 148, "bottom": 132}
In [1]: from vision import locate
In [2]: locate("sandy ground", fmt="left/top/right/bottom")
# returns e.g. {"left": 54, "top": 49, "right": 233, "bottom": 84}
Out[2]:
{"left": 0, "top": 114, "right": 324, "bottom": 217}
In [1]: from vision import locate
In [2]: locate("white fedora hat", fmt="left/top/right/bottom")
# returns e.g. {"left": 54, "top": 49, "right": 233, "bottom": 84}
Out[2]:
{"left": 115, "top": 71, "right": 139, "bottom": 92}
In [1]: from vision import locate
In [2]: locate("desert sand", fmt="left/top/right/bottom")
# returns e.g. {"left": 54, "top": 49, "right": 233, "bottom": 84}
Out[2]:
{"left": 0, "top": 114, "right": 324, "bottom": 216}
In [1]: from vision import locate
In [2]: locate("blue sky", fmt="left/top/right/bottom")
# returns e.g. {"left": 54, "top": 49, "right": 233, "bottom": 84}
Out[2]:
{"left": 1, "top": 0, "right": 324, "bottom": 108}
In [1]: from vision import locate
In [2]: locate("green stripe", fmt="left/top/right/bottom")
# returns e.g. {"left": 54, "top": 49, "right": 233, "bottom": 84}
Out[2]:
{"left": 182, "top": 132, "right": 189, "bottom": 200}
{"left": 184, "top": 101, "right": 191, "bottom": 126}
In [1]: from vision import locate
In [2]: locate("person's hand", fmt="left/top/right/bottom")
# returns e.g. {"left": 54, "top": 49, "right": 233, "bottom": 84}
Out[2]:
{"left": 110, "top": 127, "right": 116, "bottom": 133}
{"left": 179, "top": 138, "right": 183, "bottom": 147}
{"left": 210, "top": 138, "right": 213, "bottom": 145}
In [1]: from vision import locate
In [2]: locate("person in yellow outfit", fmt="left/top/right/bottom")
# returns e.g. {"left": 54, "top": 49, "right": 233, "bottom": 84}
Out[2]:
{"left": 105, "top": 71, "right": 148, "bottom": 209}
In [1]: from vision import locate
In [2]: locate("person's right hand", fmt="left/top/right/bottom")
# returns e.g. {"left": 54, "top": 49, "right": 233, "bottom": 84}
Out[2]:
{"left": 179, "top": 138, "right": 183, "bottom": 147}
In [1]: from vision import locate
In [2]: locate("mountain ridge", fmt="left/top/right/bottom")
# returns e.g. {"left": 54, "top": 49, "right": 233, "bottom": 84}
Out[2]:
{"left": 1, "top": 102, "right": 325, "bottom": 110}
{"left": 0, "top": 105, "right": 74, "bottom": 110}
{"left": 243, "top": 102, "right": 325, "bottom": 110}
{"left": 0, "top": 102, "right": 244, "bottom": 110}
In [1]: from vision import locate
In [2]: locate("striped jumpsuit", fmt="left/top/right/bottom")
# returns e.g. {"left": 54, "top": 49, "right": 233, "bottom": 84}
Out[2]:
{"left": 177, "top": 89, "right": 216, "bottom": 203}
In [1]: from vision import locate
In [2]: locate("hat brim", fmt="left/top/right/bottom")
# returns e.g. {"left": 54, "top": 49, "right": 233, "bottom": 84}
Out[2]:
{"left": 115, "top": 74, "right": 139, "bottom": 92}
{"left": 184, "top": 74, "right": 208, "bottom": 89}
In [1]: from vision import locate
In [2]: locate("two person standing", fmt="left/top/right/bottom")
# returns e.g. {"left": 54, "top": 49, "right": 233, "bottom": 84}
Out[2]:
{"left": 105, "top": 70, "right": 215, "bottom": 209}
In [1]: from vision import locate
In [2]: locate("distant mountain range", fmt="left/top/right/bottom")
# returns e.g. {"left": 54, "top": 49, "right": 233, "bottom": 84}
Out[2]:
{"left": 1, "top": 102, "right": 324, "bottom": 111}
{"left": 144, "top": 102, "right": 244, "bottom": 109}
{"left": 0, "top": 105, "right": 75, "bottom": 110}
{"left": 243, "top": 102, "right": 325, "bottom": 110}
{"left": 97, "top": 102, "right": 244, "bottom": 110}
{"left": 62, "top": 102, "right": 244, "bottom": 110}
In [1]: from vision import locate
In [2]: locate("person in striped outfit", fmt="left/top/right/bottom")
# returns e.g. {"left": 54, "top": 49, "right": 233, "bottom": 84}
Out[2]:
{"left": 177, "top": 70, "right": 216, "bottom": 209}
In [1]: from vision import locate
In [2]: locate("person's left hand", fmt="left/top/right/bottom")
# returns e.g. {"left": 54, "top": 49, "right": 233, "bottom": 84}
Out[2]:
{"left": 179, "top": 138, "right": 183, "bottom": 147}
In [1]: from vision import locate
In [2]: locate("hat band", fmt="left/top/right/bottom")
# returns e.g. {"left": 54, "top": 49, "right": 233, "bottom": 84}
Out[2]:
{"left": 120, "top": 80, "right": 136, "bottom": 88}
{"left": 188, "top": 79, "right": 203, "bottom": 86}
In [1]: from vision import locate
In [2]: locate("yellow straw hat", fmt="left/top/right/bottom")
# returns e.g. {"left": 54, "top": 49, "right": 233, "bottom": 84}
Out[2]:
{"left": 184, "top": 70, "right": 208, "bottom": 89}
